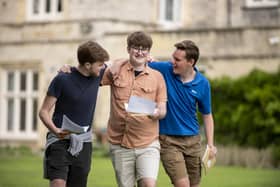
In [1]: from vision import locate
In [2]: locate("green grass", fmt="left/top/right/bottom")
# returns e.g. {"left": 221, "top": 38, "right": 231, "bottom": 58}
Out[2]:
{"left": 0, "top": 153, "right": 279, "bottom": 187}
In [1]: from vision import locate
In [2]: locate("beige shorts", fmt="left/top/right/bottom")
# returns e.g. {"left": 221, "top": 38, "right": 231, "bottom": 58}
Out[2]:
{"left": 109, "top": 140, "right": 160, "bottom": 187}
{"left": 159, "top": 135, "right": 202, "bottom": 185}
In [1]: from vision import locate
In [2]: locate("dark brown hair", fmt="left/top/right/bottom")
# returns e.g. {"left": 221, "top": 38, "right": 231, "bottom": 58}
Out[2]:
{"left": 77, "top": 41, "right": 109, "bottom": 65}
{"left": 175, "top": 40, "right": 200, "bottom": 65}
{"left": 127, "top": 31, "right": 153, "bottom": 49}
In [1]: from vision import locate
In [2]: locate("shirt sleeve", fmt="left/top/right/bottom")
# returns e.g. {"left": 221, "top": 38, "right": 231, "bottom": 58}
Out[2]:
{"left": 100, "top": 67, "right": 113, "bottom": 86}
{"left": 47, "top": 74, "right": 63, "bottom": 98}
{"left": 148, "top": 61, "right": 171, "bottom": 72}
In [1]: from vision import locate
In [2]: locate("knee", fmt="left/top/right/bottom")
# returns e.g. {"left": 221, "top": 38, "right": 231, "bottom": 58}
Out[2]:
{"left": 138, "top": 178, "right": 156, "bottom": 187}
{"left": 50, "top": 179, "right": 66, "bottom": 187}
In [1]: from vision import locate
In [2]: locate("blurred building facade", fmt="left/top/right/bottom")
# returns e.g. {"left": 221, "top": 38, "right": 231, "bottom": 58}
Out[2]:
{"left": 0, "top": 0, "right": 279, "bottom": 148}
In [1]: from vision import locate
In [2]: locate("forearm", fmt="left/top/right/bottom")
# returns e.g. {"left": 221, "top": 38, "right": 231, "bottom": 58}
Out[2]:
{"left": 39, "top": 109, "right": 58, "bottom": 134}
{"left": 156, "top": 101, "right": 167, "bottom": 120}
{"left": 203, "top": 114, "right": 215, "bottom": 146}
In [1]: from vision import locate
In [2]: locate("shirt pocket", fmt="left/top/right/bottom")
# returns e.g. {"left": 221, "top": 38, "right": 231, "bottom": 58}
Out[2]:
{"left": 139, "top": 85, "right": 157, "bottom": 99}
{"left": 113, "top": 79, "right": 130, "bottom": 100}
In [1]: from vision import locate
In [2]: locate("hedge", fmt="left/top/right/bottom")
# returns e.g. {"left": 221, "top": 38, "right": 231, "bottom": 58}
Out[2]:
{"left": 208, "top": 68, "right": 280, "bottom": 165}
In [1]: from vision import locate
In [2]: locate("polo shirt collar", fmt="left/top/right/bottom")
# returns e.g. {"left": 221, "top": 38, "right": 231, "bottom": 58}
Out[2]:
{"left": 175, "top": 67, "right": 202, "bottom": 86}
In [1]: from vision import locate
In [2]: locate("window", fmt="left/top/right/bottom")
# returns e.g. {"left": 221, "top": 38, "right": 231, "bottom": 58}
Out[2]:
{"left": 0, "top": 69, "right": 39, "bottom": 140}
{"left": 245, "top": 0, "right": 279, "bottom": 8}
{"left": 159, "top": 0, "right": 182, "bottom": 27}
{"left": 27, "top": 0, "right": 64, "bottom": 21}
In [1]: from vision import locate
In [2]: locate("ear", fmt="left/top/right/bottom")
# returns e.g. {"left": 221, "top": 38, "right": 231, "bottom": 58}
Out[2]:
{"left": 189, "top": 59, "right": 195, "bottom": 66}
{"left": 84, "top": 62, "right": 91, "bottom": 69}
{"left": 127, "top": 46, "right": 130, "bottom": 54}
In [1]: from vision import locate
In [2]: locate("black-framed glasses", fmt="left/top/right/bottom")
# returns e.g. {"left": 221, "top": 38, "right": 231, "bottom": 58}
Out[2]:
{"left": 131, "top": 46, "right": 150, "bottom": 54}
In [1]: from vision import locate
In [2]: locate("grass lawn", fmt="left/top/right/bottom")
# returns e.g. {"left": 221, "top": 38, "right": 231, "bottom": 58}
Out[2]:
{"left": 0, "top": 153, "right": 279, "bottom": 187}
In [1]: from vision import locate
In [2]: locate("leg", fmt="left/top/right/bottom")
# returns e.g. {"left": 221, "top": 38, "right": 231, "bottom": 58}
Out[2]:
{"left": 136, "top": 140, "right": 160, "bottom": 187}
{"left": 159, "top": 135, "right": 189, "bottom": 187}
{"left": 184, "top": 155, "right": 201, "bottom": 187}
{"left": 110, "top": 144, "right": 136, "bottom": 187}
{"left": 137, "top": 178, "right": 156, "bottom": 187}
{"left": 67, "top": 143, "right": 92, "bottom": 187}
{"left": 45, "top": 140, "right": 70, "bottom": 187}
{"left": 50, "top": 179, "right": 66, "bottom": 187}
{"left": 173, "top": 177, "right": 190, "bottom": 187}
{"left": 191, "top": 184, "right": 199, "bottom": 187}
{"left": 184, "top": 136, "right": 202, "bottom": 187}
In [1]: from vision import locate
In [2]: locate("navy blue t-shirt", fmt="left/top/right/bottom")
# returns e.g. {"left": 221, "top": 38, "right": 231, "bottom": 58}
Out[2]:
{"left": 47, "top": 67, "right": 105, "bottom": 130}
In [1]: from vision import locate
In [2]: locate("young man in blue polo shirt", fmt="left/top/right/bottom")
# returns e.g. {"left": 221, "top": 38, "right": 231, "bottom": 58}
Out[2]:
{"left": 148, "top": 40, "right": 217, "bottom": 187}
{"left": 39, "top": 41, "right": 109, "bottom": 187}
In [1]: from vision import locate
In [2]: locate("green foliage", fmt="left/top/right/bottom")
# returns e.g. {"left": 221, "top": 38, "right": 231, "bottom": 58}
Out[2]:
{"left": 210, "top": 69, "right": 280, "bottom": 165}
{"left": 1, "top": 153, "right": 280, "bottom": 187}
{"left": 0, "top": 146, "right": 34, "bottom": 158}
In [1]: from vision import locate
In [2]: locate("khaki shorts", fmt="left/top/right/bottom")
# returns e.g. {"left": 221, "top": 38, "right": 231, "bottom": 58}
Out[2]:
{"left": 109, "top": 140, "right": 160, "bottom": 187}
{"left": 159, "top": 135, "right": 202, "bottom": 185}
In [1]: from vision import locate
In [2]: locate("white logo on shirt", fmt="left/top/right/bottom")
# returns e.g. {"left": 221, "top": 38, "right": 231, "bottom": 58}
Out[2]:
{"left": 191, "top": 89, "right": 197, "bottom": 94}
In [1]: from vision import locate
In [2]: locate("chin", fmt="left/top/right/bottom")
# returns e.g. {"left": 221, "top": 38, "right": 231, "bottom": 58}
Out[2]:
{"left": 173, "top": 69, "right": 179, "bottom": 75}
{"left": 91, "top": 72, "right": 99, "bottom": 77}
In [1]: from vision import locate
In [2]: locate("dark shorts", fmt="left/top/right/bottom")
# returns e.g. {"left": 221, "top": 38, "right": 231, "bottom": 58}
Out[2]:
{"left": 45, "top": 140, "right": 92, "bottom": 187}
{"left": 159, "top": 135, "right": 202, "bottom": 185}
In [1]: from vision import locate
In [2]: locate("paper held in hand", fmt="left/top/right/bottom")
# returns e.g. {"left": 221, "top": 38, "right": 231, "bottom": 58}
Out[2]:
{"left": 61, "top": 115, "right": 89, "bottom": 134}
{"left": 202, "top": 145, "right": 216, "bottom": 175}
{"left": 125, "top": 96, "right": 156, "bottom": 116}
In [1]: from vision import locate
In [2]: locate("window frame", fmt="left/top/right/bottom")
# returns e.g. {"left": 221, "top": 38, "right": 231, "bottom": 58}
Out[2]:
{"left": 0, "top": 68, "right": 39, "bottom": 140}
{"left": 245, "top": 0, "right": 279, "bottom": 8}
{"left": 158, "top": 0, "right": 182, "bottom": 27}
{"left": 26, "top": 0, "right": 64, "bottom": 21}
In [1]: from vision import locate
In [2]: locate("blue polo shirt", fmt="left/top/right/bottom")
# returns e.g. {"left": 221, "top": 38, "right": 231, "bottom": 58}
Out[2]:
{"left": 148, "top": 61, "right": 211, "bottom": 135}
{"left": 47, "top": 67, "right": 105, "bottom": 130}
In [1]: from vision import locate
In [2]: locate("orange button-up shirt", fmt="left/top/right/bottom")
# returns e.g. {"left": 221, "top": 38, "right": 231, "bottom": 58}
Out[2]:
{"left": 101, "top": 61, "right": 167, "bottom": 148}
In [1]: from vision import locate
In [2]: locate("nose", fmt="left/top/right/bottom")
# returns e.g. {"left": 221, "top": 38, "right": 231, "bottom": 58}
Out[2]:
{"left": 135, "top": 50, "right": 146, "bottom": 55}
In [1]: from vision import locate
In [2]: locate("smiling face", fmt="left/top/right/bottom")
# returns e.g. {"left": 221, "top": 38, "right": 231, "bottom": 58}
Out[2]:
{"left": 128, "top": 45, "right": 150, "bottom": 67}
{"left": 126, "top": 31, "right": 153, "bottom": 69}
{"left": 171, "top": 49, "right": 194, "bottom": 76}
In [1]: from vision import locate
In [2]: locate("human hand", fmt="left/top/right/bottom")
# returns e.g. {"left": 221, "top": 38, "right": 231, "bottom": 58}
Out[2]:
{"left": 147, "top": 55, "right": 158, "bottom": 62}
{"left": 109, "top": 58, "right": 127, "bottom": 77}
{"left": 148, "top": 108, "right": 160, "bottom": 120}
{"left": 54, "top": 128, "right": 70, "bottom": 139}
{"left": 57, "top": 64, "right": 72, "bottom": 73}
{"left": 208, "top": 145, "right": 217, "bottom": 160}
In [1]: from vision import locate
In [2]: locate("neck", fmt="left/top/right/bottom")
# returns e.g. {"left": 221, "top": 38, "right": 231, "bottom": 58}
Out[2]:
{"left": 77, "top": 65, "right": 90, "bottom": 76}
{"left": 180, "top": 68, "right": 196, "bottom": 83}
{"left": 130, "top": 61, "right": 146, "bottom": 71}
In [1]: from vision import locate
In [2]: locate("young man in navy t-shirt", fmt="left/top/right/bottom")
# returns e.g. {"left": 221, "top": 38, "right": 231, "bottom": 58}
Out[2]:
{"left": 39, "top": 41, "right": 109, "bottom": 187}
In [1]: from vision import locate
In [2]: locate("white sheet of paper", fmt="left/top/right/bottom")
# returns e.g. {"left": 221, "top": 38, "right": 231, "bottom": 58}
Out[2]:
{"left": 126, "top": 96, "right": 156, "bottom": 115}
{"left": 61, "top": 115, "right": 89, "bottom": 134}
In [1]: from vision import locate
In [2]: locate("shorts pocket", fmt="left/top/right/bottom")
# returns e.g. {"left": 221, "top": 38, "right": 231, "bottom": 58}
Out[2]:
{"left": 48, "top": 141, "right": 69, "bottom": 166}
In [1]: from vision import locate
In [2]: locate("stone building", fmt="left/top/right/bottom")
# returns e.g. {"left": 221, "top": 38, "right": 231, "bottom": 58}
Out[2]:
{"left": 0, "top": 0, "right": 279, "bottom": 148}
